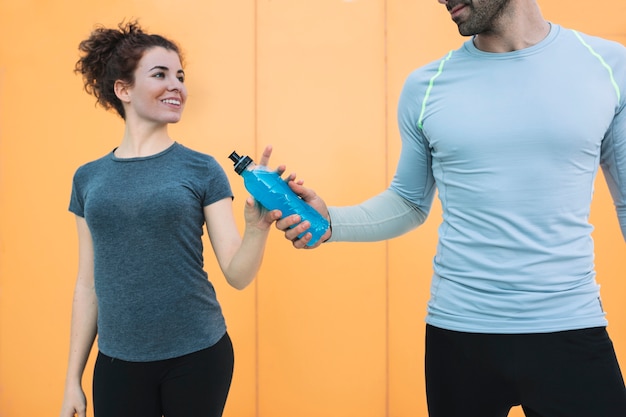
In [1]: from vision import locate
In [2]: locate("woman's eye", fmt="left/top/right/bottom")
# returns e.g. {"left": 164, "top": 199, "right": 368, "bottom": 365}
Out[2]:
{"left": 178, "top": 76, "right": 185, "bottom": 83}
{"left": 153, "top": 72, "right": 165, "bottom": 78}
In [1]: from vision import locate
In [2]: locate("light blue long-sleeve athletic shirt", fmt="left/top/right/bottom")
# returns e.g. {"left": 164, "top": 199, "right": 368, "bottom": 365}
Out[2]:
{"left": 329, "top": 24, "right": 626, "bottom": 333}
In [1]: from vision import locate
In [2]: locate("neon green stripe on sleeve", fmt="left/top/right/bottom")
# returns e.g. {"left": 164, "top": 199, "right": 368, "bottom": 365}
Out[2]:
{"left": 573, "top": 30, "right": 621, "bottom": 103}
{"left": 418, "top": 50, "right": 454, "bottom": 130}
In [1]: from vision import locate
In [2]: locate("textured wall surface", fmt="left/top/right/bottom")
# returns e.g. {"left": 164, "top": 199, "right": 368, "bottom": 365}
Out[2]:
{"left": 0, "top": 1, "right": 624, "bottom": 416}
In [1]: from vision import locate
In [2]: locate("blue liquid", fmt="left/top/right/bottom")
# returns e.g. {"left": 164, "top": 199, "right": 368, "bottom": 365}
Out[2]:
{"left": 241, "top": 169, "right": 329, "bottom": 246}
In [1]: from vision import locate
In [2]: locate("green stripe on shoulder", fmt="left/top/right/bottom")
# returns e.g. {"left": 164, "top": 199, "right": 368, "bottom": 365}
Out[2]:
{"left": 573, "top": 30, "right": 621, "bottom": 103}
{"left": 418, "top": 50, "right": 454, "bottom": 130}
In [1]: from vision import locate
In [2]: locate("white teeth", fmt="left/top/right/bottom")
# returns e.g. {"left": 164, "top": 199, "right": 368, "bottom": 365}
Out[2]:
{"left": 162, "top": 99, "right": 180, "bottom": 105}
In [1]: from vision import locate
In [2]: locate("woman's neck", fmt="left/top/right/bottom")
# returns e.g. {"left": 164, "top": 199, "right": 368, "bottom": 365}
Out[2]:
{"left": 114, "top": 123, "right": 174, "bottom": 158}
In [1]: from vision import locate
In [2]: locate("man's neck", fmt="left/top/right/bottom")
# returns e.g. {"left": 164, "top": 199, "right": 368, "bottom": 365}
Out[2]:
{"left": 473, "top": 2, "right": 549, "bottom": 53}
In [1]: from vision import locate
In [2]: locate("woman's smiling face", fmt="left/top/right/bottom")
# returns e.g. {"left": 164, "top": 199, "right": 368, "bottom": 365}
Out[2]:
{"left": 123, "top": 46, "right": 188, "bottom": 125}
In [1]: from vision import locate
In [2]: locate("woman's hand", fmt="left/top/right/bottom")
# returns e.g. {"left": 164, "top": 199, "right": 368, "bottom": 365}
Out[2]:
{"left": 59, "top": 384, "right": 87, "bottom": 417}
{"left": 243, "top": 196, "right": 281, "bottom": 232}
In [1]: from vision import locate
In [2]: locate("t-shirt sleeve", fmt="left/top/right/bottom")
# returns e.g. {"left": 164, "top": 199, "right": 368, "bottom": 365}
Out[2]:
{"left": 202, "top": 156, "right": 233, "bottom": 207}
{"left": 68, "top": 168, "right": 86, "bottom": 217}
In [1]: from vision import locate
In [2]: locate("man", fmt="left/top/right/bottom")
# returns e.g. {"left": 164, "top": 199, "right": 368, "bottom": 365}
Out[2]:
{"left": 269, "top": 0, "right": 626, "bottom": 416}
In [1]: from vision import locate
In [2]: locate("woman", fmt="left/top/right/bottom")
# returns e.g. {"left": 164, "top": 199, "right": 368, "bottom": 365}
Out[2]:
{"left": 59, "top": 20, "right": 280, "bottom": 417}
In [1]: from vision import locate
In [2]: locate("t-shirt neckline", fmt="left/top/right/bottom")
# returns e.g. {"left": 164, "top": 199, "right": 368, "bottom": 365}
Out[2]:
{"left": 110, "top": 142, "right": 179, "bottom": 162}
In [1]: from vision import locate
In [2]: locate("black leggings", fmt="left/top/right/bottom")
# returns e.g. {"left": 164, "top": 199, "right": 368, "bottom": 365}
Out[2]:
{"left": 93, "top": 332, "right": 234, "bottom": 417}
{"left": 425, "top": 325, "right": 626, "bottom": 417}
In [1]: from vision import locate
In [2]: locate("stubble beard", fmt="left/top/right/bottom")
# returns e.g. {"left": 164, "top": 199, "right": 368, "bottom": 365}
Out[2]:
{"left": 455, "top": 0, "right": 512, "bottom": 37}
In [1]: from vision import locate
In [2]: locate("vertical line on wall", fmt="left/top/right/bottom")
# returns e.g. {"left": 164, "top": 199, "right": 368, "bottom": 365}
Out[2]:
{"left": 383, "top": 0, "right": 390, "bottom": 416}
{"left": 253, "top": 0, "right": 260, "bottom": 416}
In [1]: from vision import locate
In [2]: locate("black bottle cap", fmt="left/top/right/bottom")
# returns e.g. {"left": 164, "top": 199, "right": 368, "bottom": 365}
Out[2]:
{"left": 228, "top": 151, "right": 253, "bottom": 174}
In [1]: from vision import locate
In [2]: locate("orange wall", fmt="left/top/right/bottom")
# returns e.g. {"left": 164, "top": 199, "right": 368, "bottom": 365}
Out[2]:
{"left": 0, "top": 1, "right": 624, "bottom": 417}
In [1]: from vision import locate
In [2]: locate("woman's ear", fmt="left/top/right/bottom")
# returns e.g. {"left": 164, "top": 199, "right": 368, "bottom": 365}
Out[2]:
{"left": 114, "top": 80, "right": 131, "bottom": 103}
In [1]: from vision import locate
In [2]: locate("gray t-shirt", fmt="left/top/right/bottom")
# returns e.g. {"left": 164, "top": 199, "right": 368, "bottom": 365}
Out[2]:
{"left": 69, "top": 143, "right": 233, "bottom": 361}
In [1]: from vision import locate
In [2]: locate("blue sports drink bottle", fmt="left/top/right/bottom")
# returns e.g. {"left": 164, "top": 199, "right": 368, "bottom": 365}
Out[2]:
{"left": 228, "top": 151, "right": 329, "bottom": 246}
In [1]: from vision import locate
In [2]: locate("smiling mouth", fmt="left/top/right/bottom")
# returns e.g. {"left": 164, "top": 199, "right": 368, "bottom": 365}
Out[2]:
{"left": 162, "top": 99, "right": 181, "bottom": 105}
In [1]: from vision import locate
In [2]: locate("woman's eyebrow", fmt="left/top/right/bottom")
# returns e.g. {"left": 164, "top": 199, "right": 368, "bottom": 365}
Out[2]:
{"left": 148, "top": 66, "right": 185, "bottom": 76}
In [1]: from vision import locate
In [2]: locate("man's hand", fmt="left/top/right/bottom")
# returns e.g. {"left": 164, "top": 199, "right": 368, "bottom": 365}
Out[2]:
{"left": 257, "top": 144, "right": 331, "bottom": 248}
{"left": 276, "top": 179, "right": 331, "bottom": 249}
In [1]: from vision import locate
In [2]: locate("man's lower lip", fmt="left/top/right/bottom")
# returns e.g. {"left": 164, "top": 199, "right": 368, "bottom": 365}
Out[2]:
{"left": 450, "top": 5, "right": 466, "bottom": 18}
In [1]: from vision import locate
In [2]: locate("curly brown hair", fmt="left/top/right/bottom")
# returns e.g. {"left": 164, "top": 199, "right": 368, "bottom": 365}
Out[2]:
{"left": 75, "top": 20, "right": 184, "bottom": 119}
